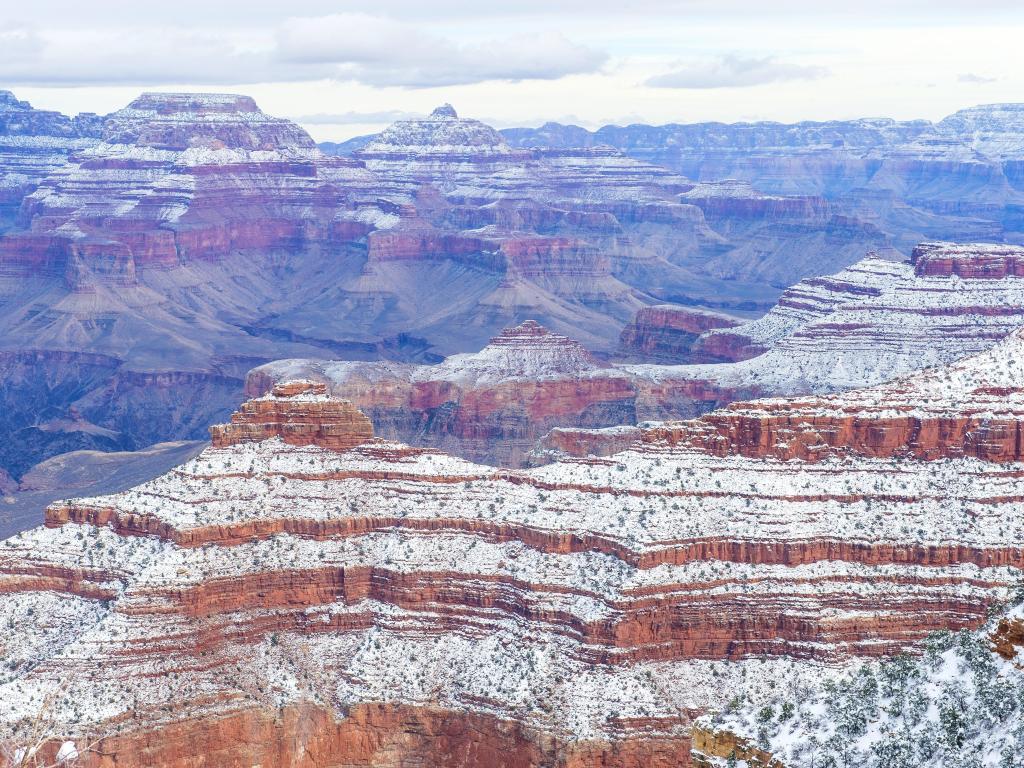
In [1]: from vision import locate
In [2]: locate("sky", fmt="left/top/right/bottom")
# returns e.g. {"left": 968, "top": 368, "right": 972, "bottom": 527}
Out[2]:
{"left": 2, "top": 1, "right": 1023, "bottom": 141}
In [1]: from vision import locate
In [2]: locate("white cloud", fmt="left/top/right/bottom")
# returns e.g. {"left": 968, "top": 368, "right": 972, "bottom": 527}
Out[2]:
{"left": 0, "top": 25, "right": 318, "bottom": 86}
{"left": 276, "top": 14, "right": 607, "bottom": 87}
{"left": 646, "top": 54, "right": 827, "bottom": 89}
{"left": 0, "top": 15, "right": 604, "bottom": 90}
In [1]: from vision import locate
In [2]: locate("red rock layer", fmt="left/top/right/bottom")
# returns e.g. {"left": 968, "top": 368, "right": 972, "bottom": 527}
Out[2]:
{"left": 911, "top": 241, "right": 1024, "bottom": 278}
{"left": 209, "top": 381, "right": 374, "bottom": 451}
{"left": 24, "top": 703, "right": 690, "bottom": 768}
{"left": 641, "top": 408, "right": 1024, "bottom": 463}
{"left": 247, "top": 323, "right": 754, "bottom": 466}
{"left": 3, "top": 380, "right": 1023, "bottom": 768}
{"left": 619, "top": 305, "right": 742, "bottom": 363}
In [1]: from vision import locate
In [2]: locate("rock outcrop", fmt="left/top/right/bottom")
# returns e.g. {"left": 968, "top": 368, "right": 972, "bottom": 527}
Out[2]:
{"left": 646, "top": 326, "right": 1024, "bottom": 462}
{"left": 2, "top": 362, "right": 1024, "bottom": 766}
{"left": 618, "top": 304, "right": 742, "bottom": 363}
{"left": 666, "top": 242, "right": 1024, "bottom": 394}
{"left": 248, "top": 322, "right": 753, "bottom": 466}
{"left": 0, "top": 91, "right": 412, "bottom": 481}
{"left": 210, "top": 380, "right": 374, "bottom": 451}
{"left": 1, "top": 92, "right": 381, "bottom": 282}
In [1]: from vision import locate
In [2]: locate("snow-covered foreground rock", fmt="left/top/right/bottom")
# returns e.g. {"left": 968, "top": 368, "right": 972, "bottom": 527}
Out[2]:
{"left": 692, "top": 601, "right": 1024, "bottom": 768}
{"left": 0, "top": 365, "right": 1023, "bottom": 766}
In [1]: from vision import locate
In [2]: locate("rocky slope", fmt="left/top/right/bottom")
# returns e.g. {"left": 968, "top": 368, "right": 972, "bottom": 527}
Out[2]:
{"left": 0, "top": 92, "right": 416, "bottom": 481}
{"left": 1, "top": 365, "right": 1023, "bottom": 766}
{"left": 618, "top": 304, "right": 742, "bottom": 363}
{"left": 3, "top": 90, "right": 1024, "bottom": 498}
{"left": 0, "top": 440, "right": 205, "bottom": 541}
{"left": 632, "top": 241, "right": 1024, "bottom": 391}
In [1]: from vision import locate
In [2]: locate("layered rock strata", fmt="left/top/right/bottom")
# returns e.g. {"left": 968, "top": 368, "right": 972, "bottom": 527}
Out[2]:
{"left": 252, "top": 242, "right": 1024, "bottom": 467}
{"left": 248, "top": 321, "right": 755, "bottom": 466}
{"left": 210, "top": 380, "right": 374, "bottom": 451}
{"left": 618, "top": 305, "right": 742, "bottom": 363}
{"left": 1, "top": 371, "right": 1023, "bottom": 765}
{"left": 501, "top": 105, "right": 1024, "bottom": 259}
{"left": 0, "top": 90, "right": 101, "bottom": 231}
{"left": 0, "top": 91, "right": 409, "bottom": 480}
{"left": 545, "top": 324, "right": 1024, "bottom": 463}
{"left": 647, "top": 241, "right": 1024, "bottom": 394}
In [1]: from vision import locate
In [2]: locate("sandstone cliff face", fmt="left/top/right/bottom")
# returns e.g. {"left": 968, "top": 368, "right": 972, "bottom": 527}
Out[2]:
{"left": 0, "top": 91, "right": 412, "bottom": 481}
{"left": 654, "top": 326, "right": 1024, "bottom": 464}
{"left": 552, "top": 325, "right": 1024, "bottom": 464}
{"left": 3, "top": 369, "right": 1024, "bottom": 766}
{"left": 618, "top": 305, "right": 742, "bottom": 363}
{"left": 0, "top": 92, "right": 777, "bottom": 482}
{"left": 247, "top": 322, "right": 752, "bottom": 466}
{"left": 210, "top": 380, "right": 374, "bottom": 451}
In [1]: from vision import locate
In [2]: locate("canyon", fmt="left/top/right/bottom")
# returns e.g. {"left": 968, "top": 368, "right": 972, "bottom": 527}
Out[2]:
{"left": 2, "top": 90, "right": 1024, "bottom": 767}
{"left": 2, "top": 336, "right": 1024, "bottom": 765}
{"left": 250, "top": 241, "right": 1024, "bottom": 467}
{"left": 4, "top": 91, "right": 1024, "bottom": 491}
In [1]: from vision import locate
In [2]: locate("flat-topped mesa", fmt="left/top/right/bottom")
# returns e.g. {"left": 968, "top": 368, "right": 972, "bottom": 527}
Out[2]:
{"left": 101, "top": 91, "right": 318, "bottom": 152}
{"left": 911, "top": 240, "right": 1024, "bottom": 278}
{"left": 0, "top": 90, "right": 391, "bottom": 283}
{"left": 209, "top": 380, "right": 374, "bottom": 451}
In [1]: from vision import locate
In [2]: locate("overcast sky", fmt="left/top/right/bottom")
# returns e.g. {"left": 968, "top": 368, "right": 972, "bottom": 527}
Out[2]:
{"left": 3, "top": 1, "right": 1023, "bottom": 140}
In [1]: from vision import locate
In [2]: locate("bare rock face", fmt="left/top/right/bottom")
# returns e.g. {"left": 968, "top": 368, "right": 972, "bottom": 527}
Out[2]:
{"left": 101, "top": 92, "right": 316, "bottom": 151}
{"left": 911, "top": 240, "right": 1024, "bottom": 277}
{"left": 3, "top": 356, "right": 1024, "bottom": 766}
{"left": 566, "top": 326, "right": 1024, "bottom": 464}
{"left": 619, "top": 304, "right": 742, "bottom": 362}
{"left": 247, "top": 321, "right": 751, "bottom": 466}
{"left": 210, "top": 380, "right": 374, "bottom": 451}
